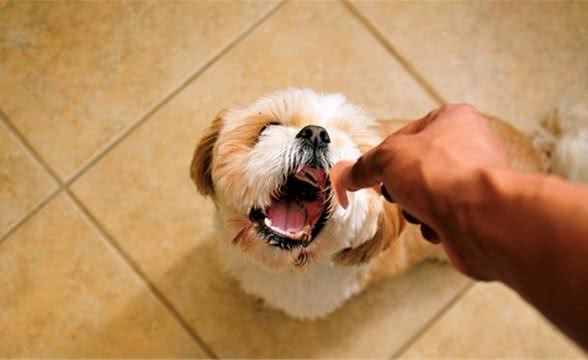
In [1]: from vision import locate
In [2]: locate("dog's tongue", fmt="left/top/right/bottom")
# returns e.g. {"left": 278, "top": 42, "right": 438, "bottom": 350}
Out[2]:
{"left": 267, "top": 199, "right": 307, "bottom": 232}
{"left": 265, "top": 166, "right": 327, "bottom": 237}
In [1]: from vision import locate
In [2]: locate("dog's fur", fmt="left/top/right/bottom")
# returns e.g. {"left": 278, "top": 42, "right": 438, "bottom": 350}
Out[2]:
{"left": 534, "top": 89, "right": 588, "bottom": 183}
{"left": 191, "top": 88, "right": 586, "bottom": 319}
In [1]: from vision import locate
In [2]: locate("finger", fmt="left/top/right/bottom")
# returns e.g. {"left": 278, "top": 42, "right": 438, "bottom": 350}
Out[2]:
{"left": 331, "top": 161, "right": 354, "bottom": 209}
{"left": 332, "top": 161, "right": 382, "bottom": 209}
{"left": 420, "top": 224, "right": 441, "bottom": 244}
{"left": 401, "top": 210, "right": 421, "bottom": 224}
{"left": 345, "top": 147, "right": 386, "bottom": 192}
{"left": 380, "top": 184, "right": 394, "bottom": 203}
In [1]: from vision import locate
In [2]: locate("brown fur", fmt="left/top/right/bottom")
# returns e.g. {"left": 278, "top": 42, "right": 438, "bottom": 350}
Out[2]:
{"left": 190, "top": 111, "right": 225, "bottom": 197}
{"left": 334, "top": 201, "right": 405, "bottom": 265}
{"left": 211, "top": 114, "right": 281, "bottom": 198}
{"left": 485, "top": 115, "right": 546, "bottom": 173}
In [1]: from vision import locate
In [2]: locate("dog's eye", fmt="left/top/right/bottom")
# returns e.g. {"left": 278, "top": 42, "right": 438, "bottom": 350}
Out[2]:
{"left": 258, "top": 121, "right": 281, "bottom": 137}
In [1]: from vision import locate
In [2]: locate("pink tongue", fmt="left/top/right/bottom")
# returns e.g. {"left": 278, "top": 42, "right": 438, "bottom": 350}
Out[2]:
{"left": 267, "top": 199, "right": 307, "bottom": 232}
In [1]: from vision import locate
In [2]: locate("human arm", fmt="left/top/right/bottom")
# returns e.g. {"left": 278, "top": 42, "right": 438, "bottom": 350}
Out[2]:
{"left": 331, "top": 104, "right": 588, "bottom": 348}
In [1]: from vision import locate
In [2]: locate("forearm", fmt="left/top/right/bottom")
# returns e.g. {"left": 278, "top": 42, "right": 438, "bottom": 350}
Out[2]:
{"left": 469, "top": 169, "right": 588, "bottom": 348}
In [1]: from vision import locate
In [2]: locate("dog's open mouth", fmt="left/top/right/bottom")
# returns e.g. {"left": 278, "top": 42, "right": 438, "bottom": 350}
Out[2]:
{"left": 249, "top": 166, "right": 331, "bottom": 250}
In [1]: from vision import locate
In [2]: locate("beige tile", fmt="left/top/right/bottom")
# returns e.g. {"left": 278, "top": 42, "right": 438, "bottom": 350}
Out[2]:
{"left": 71, "top": 1, "right": 449, "bottom": 357}
{"left": 0, "top": 120, "right": 57, "bottom": 238}
{"left": 351, "top": 1, "right": 588, "bottom": 133}
{"left": 401, "top": 283, "right": 585, "bottom": 358}
{"left": 0, "top": 194, "right": 206, "bottom": 357}
{"left": 0, "top": 0, "right": 276, "bottom": 179}
{"left": 171, "top": 243, "right": 468, "bottom": 358}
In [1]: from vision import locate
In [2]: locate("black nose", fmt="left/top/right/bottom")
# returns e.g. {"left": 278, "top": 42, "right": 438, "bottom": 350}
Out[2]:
{"left": 296, "top": 125, "right": 330, "bottom": 147}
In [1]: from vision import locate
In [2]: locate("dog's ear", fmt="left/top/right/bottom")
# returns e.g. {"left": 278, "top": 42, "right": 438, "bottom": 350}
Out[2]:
{"left": 190, "top": 111, "right": 225, "bottom": 197}
{"left": 333, "top": 202, "right": 405, "bottom": 265}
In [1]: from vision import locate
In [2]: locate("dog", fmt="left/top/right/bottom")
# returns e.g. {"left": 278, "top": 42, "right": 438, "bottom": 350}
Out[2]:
{"left": 190, "top": 88, "right": 583, "bottom": 319}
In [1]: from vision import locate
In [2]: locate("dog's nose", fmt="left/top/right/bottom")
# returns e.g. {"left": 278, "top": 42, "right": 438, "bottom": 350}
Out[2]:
{"left": 296, "top": 125, "right": 330, "bottom": 146}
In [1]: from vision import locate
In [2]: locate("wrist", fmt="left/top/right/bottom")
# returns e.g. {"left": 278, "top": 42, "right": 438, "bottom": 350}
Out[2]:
{"left": 438, "top": 167, "right": 545, "bottom": 282}
{"left": 471, "top": 168, "right": 548, "bottom": 284}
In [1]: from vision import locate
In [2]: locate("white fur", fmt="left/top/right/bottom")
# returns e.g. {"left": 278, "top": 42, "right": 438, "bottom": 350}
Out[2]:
{"left": 215, "top": 89, "right": 379, "bottom": 213}
{"left": 216, "top": 232, "right": 371, "bottom": 319}
{"left": 552, "top": 130, "right": 588, "bottom": 182}
{"left": 536, "top": 87, "right": 588, "bottom": 183}
{"left": 210, "top": 89, "right": 384, "bottom": 318}
{"left": 551, "top": 91, "right": 588, "bottom": 183}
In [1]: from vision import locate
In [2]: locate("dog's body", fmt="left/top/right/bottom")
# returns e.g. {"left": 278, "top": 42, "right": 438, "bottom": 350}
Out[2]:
{"left": 191, "top": 88, "right": 583, "bottom": 319}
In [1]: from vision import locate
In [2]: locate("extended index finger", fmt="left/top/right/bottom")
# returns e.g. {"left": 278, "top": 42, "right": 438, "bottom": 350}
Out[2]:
{"left": 331, "top": 151, "right": 384, "bottom": 209}
{"left": 346, "top": 147, "right": 385, "bottom": 192}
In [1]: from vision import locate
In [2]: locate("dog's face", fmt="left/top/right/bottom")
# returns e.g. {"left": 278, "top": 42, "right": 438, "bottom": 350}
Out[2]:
{"left": 191, "top": 89, "right": 389, "bottom": 270}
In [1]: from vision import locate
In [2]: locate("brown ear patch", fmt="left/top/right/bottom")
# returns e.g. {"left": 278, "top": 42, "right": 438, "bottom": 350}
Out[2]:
{"left": 333, "top": 202, "right": 405, "bottom": 266}
{"left": 190, "top": 111, "right": 225, "bottom": 196}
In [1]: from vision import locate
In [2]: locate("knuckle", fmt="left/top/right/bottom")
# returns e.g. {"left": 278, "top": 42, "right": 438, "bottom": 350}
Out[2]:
{"left": 371, "top": 146, "right": 390, "bottom": 173}
{"left": 371, "top": 146, "right": 387, "bottom": 164}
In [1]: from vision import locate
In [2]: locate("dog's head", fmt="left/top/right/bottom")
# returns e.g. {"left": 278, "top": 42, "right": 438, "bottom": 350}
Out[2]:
{"left": 191, "top": 89, "right": 398, "bottom": 270}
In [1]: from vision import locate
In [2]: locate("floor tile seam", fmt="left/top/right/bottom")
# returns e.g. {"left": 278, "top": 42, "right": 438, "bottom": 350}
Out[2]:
{"left": 64, "top": 0, "right": 287, "bottom": 186}
{"left": 341, "top": 0, "right": 447, "bottom": 106}
{"left": 65, "top": 187, "right": 219, "bottom": 359}
{"left": 390, "top": 281, "right": 475, "bottom": 358}
{"left": 0, "top": 107, "right": 218, "bottom": 356}
{"left": 0, "top": 108, "right": 65, "bottom": 242}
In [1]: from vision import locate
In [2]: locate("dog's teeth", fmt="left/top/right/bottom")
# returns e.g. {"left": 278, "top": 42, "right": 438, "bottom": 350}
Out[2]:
{"left": 286, "top": 225, "right": 313, "bottom": 240}
{"left": 263, "top": 216, "right": 314, "bottom": 243}
{"left": 290, "top": 231, "right": 303, "bottom": 240}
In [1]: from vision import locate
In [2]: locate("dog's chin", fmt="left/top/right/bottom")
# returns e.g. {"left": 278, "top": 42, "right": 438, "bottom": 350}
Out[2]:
{"left": 248, "top": 166, "right": 333, "bottom": 251}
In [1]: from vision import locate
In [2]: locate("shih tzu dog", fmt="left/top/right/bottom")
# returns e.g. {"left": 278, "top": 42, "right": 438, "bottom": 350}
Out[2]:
{"left": 190, "top": 88, "right": 579, "bottom": 319}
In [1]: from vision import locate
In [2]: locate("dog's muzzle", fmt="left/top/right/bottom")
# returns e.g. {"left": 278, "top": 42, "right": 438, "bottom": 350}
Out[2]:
{"left": 249, "top": 125, "right": 333, "bottom": 250}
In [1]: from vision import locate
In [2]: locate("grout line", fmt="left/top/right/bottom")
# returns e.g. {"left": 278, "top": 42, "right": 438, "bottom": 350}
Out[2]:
{"left": 0, "top": 109, "right": 65, "bottom": 243}
{"left": 65, "top": 0, "right": 286, "bottom": 187}
{"left": 0, "top": 109, "right": 63, "bottom": 184}
{"left": 65, "top": 188, "right": 219, "bottom": 359}
{"left": 2, "top": 100, "right": 219, "bottom": 356}
{"left": 341, "top": 0, "right": 447, "bottom": 106}
{"left": 0, "top": 188, "right": 62, "bottom": 243}
{"left": 390, "top": 281, "right": 475, "bottom": 358}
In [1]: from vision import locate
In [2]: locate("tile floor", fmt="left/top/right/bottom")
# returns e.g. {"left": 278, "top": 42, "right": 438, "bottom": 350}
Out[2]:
{"left": 0, "top": 1, "right": 586, "bottom": 358}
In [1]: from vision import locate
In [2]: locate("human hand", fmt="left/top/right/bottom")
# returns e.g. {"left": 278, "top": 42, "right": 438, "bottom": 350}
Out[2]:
{"left": 331, "top": 104, "right": 509, "bottom": 279}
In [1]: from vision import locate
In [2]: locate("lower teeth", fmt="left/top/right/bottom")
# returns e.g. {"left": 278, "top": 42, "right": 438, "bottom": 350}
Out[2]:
{"left": 264, "top": 218, "right": 311, "bottom": 240}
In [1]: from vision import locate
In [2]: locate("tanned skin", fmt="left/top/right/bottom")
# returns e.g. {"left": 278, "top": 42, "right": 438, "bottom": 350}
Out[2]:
{"left": 332, "top": 104, "right": 588, "bottom": 350}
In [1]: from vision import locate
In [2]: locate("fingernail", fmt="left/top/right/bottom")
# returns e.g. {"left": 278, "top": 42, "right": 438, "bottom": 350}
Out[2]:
{"left": 341, "top": 196, "right": 349, "bottom": 209}
{"left": 420, "top": 224, "right": 441, "bottom": 244}
{"left": 402, "top": 210, "right": 421, "bottom": 224}
{"left": 336, "top": 190, "right": 349, "bottom": 209}
{"left": 334, "top": 185, "right": 349, "bottom": 209}
{"left": 380, "top": 184, "right": 395, "bottom": 203}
